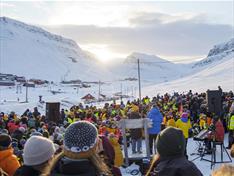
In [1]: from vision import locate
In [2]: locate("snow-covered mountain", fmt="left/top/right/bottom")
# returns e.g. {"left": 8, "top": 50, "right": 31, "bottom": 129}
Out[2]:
{"left": 0, "top": 17, "right": 112, "bottom": 82}
{"left": 192, "top": 38, "right": 234, "bottom": 69}
{"left": 0, "top": 17, "right": 233, "bottom": 90}
{"left": 110, "top": 52, "right": 190, "bottom": 86}
{"left": 143, "top": 39, "right": 234, "bottom": 94}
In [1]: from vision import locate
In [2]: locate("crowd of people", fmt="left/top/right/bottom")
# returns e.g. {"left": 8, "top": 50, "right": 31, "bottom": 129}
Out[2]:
{"left": 0, "top": 89, "right": 234, "bottom": 176}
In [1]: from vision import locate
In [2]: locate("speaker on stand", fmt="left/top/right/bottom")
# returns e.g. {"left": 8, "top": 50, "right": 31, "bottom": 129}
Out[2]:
{"left": 46, "top": 102, "right": 60, "bottom": 123}
{"left": 206, "top": 90, "right": 222, "bottom": 116}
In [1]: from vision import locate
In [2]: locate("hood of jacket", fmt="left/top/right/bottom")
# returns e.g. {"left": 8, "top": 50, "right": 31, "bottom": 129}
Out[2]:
{"left": 155, "top": 156, "right": 203, "bottom": 176}
{"left": 149, "top": 107, "right": 160, "bottom": 117}
{"left": 51, "top": 157, "right": 98, "bottom": 176}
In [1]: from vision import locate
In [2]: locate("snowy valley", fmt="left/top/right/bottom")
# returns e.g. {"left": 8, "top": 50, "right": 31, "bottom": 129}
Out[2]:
{"left": 0, "top": 16, "right": 233, "bottom": 114}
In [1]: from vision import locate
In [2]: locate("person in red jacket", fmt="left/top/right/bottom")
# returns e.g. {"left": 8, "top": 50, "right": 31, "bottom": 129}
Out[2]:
{"left": 7, "top": 120, "right": 19, "bottom": 134}
{"left": 214, "top": 117, "right": 225, "bottom": 142}
{"left": 205, "top": 116, "right": 225, "bottom": 153}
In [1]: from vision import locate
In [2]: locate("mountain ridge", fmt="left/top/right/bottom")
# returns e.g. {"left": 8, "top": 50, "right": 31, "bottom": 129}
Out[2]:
{"left": 0, "top": 17, "right": 233, "bottom": 86}
{"left": 0, "top": 16, "right": 113, "bottom": 82}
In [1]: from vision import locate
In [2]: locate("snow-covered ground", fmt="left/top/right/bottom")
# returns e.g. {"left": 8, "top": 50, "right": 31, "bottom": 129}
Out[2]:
{"left": 0, "top": 80, "right": 139, "bottom": 114}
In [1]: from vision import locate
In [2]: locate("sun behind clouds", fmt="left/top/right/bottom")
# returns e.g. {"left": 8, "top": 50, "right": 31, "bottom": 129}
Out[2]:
{"left": 93, "top": 47, "right": 114, "bottom": 63}
{"left": 81, "top": 44, "right": 116, "bottom": 63}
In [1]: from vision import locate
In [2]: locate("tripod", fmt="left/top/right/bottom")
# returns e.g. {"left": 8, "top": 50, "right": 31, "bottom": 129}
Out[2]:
{"left": 190, "top": 140, "right": 206, "bottom": 162}
{"left": 201, "top": 140, "right": 232, "bottom": 169}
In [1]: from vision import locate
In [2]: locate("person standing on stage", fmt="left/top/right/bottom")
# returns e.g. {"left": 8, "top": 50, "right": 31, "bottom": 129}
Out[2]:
{"left": 147, "top": 104, "right": 163, "bottom": 154}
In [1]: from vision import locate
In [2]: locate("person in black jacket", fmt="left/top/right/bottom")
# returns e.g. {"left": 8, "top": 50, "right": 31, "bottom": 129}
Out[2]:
{"left": 48, "top": 121, "right": 111, "bottom": 176}
{"left": 128, "top": 105, "right": 142, "bottom": 154}
{"left": 32, "top": 107, "right": 40, "bottom": 118}
{"left": 146, "top": 127, "right": 203, "bottom": 176}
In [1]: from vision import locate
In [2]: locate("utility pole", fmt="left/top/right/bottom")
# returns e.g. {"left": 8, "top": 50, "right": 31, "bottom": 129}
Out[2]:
{"left": 120, "top": 82, "right": 123, "bottom": 102}
{"left": 137, "top": 59, "right": 141, "bottom": 102}
{"left": 77, "top": 86, "right": 79, "bottom": 94}
{"left": 25, "top": 81, "right": 28, "bottom": 103}
{"left": 98, "top": 80, "right": 101, "bottom": 102}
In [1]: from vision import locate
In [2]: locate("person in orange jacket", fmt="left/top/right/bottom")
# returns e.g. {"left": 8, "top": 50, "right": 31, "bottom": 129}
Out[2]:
{"left": 0, "top": 133, "right": 20, "bottom": 176}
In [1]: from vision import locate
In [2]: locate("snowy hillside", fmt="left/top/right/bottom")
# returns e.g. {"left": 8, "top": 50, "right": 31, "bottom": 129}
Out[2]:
{"left": 0, "top": 17, "right": 112, "bottom": 82}
{"left": 143, "top": 41, "right": 234, "bottom": 95}
{"left": 111, "top": 52, "right": 189, "bottom": 85}
{"left": 0, "top": 16, "right": 233, "bottom": 94}
{"left": 192, "top": 38, "right": 234, "bottom": 69}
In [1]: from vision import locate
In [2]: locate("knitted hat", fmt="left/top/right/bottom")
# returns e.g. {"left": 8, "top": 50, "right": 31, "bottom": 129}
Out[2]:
{"left": 156, "top": 127, "right": 185, "bottom": 158}
{"left": 181, "top": 112, "right": 188, "bottom": 118}
{"left": 30, "top": 131, "right": 43, "bottom": 137}
{"left": 64, "top": 121, "right": 98, "bottom": 154}
{"left": 18, "top": 127, "right": 26, "bottom": 133}
{"left": 0, "top": 129, "right": 8, "bottom": 134}
{"left": 23, "top": 136, "right": 55, "bottom": 166}
{"left": 0, "top": 134, "right": 12, "bottom": 148}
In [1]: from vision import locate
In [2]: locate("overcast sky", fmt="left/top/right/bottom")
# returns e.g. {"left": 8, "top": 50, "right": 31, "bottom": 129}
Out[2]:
{"left": 1, "top": 0, "right": 233, "bottom": 62}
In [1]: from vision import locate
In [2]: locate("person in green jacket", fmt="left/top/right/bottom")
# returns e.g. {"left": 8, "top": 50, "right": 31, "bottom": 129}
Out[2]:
{"left": 227, "top": 110, "right": 234, "bottom": 149}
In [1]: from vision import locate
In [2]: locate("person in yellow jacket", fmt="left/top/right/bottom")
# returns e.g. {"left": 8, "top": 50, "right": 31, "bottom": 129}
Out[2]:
{"left": 199, "top": 113, "right": 207, "bottom": 130}
{"left": 176, "top": 112, "right": 192, "bottom": 157}
{"left": 0, "top": 134, "right": 20, "bottom": 176}
{"left": 172, "top": 103, "right": 178, "bottom": 111}
{"left": 108, "top": 133, "right": 124, "bottom": 167}
{"left": 67, "top": 116, "right": 73, "bottom": 124}
{"left": 227, "top": 110, "right": 234, "bottom": 149}
{"left": 167, "top": 113, "right": 176, "bottom": 127}
{"left": 144, "top": 97, "right": 150, "bottom": 105}
{"left": 162, "top": 115, "right": 167, "bottom": 126}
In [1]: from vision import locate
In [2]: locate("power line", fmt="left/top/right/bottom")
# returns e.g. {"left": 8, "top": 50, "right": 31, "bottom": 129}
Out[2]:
{"left": 126, "top": 56, "right": 202, "bottom": 64}
{"left": 127, "top": 59, "right": 200, "bottom": 64}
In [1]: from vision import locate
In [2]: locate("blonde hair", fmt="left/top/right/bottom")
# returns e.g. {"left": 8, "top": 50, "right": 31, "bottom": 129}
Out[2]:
{"left": 0, "top": 168, "right": 8, "bottom": 176}
{"left": 230, "top": 144, "right": 234, "bottom": 158}
{"left": 212, "top": 164, "right": 234, "bottom": 176}
{"left": 145, "top": 154, "right": 160, "bottom": 176}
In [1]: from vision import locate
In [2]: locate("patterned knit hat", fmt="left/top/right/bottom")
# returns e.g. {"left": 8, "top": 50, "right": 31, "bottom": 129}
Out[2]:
{"left": 64, "top": 121, "right": 98, "bottom": 154}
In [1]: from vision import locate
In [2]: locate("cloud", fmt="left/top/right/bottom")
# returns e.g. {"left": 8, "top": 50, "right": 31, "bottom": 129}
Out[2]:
{"left": 128, "top": 12, "right": 208, "bottom": 26}
{"left": 0, "top": 2, "right": 16, "bottom": 8}
{"left": 45, "top": 12, "right": 232, "bottom": 59}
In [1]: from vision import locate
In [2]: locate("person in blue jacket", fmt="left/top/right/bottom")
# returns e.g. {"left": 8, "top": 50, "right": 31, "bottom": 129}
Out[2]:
{"left": 147, "top": 104, "right": 163, "bottom": 154}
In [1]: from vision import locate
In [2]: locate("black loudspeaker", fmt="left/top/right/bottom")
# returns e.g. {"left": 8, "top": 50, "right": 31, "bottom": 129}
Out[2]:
{"left": 206, "top": 90, "right": 222, "bottom": 115}
{"left": 46, "top": 102, "right": 60, "bottom": 123}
